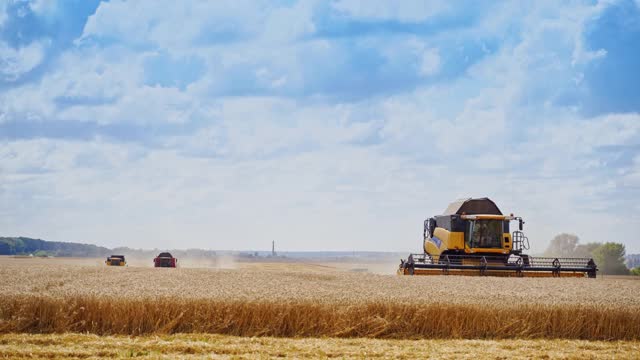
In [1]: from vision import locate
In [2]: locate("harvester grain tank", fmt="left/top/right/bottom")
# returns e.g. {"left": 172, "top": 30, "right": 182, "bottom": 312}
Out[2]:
{"left": 154, "top": 252, "right": 177, "bottom": 268}
{"left": 105, "top": 255, "right": 126, "bottom": 266}
{"left": 398, "top": 198, "right": 598, "bottom": 277}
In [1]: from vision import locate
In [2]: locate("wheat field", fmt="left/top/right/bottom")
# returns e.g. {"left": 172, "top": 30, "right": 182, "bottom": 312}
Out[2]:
{"left": 1, "top": 257, "right": 639, "bottom": 342}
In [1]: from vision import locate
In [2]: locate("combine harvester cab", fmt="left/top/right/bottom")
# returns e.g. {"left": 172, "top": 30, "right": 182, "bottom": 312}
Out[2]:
{"left": 399, "top": 198, "right": 598, "bottom": 278}
{"left": 105, "top": 255, "right": 126, "bottom": 266}
{"left": 154, "top": 252, "right": 178, "bottom": 268}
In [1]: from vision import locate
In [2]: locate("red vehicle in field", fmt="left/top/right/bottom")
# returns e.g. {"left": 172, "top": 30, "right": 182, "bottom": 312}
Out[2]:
{"left": 153, "top": 252, "right": 177, "bottom": 268}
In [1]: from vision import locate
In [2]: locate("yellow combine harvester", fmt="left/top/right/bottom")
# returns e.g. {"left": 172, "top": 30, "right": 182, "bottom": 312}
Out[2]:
{"left": 105, "top": 255, "right": 126, "bottom": 266}
{"left": 398, "top": 198, "right": 597, "bottom": 278}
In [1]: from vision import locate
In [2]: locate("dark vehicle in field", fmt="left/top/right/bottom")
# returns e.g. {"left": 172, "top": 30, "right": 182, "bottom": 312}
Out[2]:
{"left": 154, "top": 252, "right": 177, "bottom": 268}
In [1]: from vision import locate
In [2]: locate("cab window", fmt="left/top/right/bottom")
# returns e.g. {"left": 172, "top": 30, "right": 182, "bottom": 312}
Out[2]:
{"left": 467, "top": 220, "right": 503, "bottom": 248}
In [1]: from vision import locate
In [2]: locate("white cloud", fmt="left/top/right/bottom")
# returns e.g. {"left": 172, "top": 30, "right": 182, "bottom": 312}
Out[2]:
{"left": 419, "top": 48, "right": 440, "bottom": 76}
{"left": 0, "top": 0, "right": 7, "bottom": 28}
{"left": 620, "top": 154, "right": 640, "bottom": 188}
{"left": 80, "top": 0, "right": 315, "bottom": 50}
{"left": 0, "top": 40, "right": 47, "bottom": 81}
{"left": 377, "top": 37, "right": 441, "bottom": 78}
{"left": 0, "top": 45, "right": 145, "bottom": 123}
{"left": 331, "top": 0, "right": 450, "bottom": 22}
{"left": 260, "top": 0, "right": 317, "bottom": 43}
{"left": 29, "top": 0, "right": 58, "bottom": 17}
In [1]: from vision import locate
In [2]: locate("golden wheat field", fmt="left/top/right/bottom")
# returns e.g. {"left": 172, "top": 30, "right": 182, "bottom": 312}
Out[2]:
{"left": 0, "top": 256, "right": 639, "bottom": 358}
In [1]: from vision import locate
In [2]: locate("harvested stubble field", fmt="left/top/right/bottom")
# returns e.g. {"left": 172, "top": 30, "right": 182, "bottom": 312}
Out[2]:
{"left": 1, "top": 257, "right": 639, "bottom": 343}
{"left": 1, "top": 333, "right": 639, "bottom": 359}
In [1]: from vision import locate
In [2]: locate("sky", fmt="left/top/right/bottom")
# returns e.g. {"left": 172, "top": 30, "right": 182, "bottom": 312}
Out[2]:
{"left": 1, "top": 0, "right": 639, "bottom": 254}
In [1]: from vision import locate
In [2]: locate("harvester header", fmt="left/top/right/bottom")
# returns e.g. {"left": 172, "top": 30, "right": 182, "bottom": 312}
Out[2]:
{"left": 398, "top": 198, "right": 597, "bottom": 278}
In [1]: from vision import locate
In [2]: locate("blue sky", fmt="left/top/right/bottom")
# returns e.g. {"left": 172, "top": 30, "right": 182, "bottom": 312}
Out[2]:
{"left": 1, "top": 0, "right": 639, "bottom": 254}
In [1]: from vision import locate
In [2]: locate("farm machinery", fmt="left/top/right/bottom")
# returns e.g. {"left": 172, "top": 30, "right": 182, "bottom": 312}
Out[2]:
{"left": 398, "top": 198, "right": 598, "bottom": 278}
{"left": 154, "top": 252, "right": 177, "bottom": 268}
{"left": 105, "top": 255, "right": 126, "bottom": 266}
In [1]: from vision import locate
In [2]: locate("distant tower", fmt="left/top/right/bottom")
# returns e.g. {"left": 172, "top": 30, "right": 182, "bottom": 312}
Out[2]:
{"left": 272, "top": 240, "right": 276, "bottom": 257}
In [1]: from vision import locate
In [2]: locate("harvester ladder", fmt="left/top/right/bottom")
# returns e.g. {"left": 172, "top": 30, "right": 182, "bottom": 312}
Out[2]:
{"left": 512, "top": 231, "right": 530, "bottom": 251}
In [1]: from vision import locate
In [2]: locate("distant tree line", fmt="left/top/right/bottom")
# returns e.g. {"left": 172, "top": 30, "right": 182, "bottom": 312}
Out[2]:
{"left": 0, "top": 237, "right": 111, "bottom": 257}
{"left": 0, "top": 237, "right": 217, "bottom": 259}
{"left": 544, "top": 233, "right": 637, "bottom": 275}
